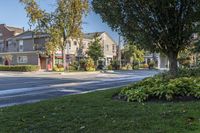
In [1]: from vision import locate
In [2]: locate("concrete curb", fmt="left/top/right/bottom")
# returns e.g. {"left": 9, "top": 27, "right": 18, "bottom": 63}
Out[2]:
{"left": 59, "top": 71, "right": 102, "bottom": 75}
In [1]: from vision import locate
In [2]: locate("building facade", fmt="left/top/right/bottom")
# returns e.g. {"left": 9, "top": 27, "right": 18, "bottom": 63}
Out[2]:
{"left": 0, "top": 27, "right": 117, "bottom": 70}
{"left": 0, "top": 31, "right": 51, "bottom": 69}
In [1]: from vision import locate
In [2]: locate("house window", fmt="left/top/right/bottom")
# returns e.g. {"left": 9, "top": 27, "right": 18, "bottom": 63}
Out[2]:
{"left": 74, "top": 41, "right": 77, "bottom": 46}
{"left": 17, "top": 56, "right": 28, "bottom": 63}
{"left": 0, "top": 57, "right": 2, "bottom": 64}
{"left": 68, "top": 41, "right": 71, "bottom": 49}
{"left": 112, "top": 45, "right": 115, "bottom": 53}
{"left": 0, "top": 43, "right": 3, "bottom": 49}
{"left": 8, "top": 41, "right": 12, "bottom": 46}
{"left": 0, "top": 33, "right": 2, "bottom": 36}
{"left": 19, "top": 40, "right": 23, "bottom": 52}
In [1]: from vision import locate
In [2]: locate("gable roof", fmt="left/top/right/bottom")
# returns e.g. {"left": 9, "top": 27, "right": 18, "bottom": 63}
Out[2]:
{"left": 5, "top": 25, "right": 23, "bottom": 33}
{"left": 83, "top": 32, "right": 117, "bottom": 45}
{"left": 83, "top": 32, "right": 104, "bottom": 39}
{"left": 7, "top": 31, "right": 49, "bottom": 40}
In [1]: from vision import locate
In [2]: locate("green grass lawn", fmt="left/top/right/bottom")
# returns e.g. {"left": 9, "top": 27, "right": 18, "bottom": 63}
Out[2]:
{"left": 1, "top": 89, "right": 200, "bottom": 133}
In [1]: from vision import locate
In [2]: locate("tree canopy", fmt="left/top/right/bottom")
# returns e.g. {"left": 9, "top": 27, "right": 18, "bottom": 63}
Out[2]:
{"left": 87, "top": 34, "right": 104, "bottom": 65}
{"left": 92, "top": 0, "right": 200, "bottom": 75}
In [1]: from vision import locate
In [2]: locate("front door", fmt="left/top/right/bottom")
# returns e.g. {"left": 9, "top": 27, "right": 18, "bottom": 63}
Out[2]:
{"left": 40, "top": 57, "right": 46, "bottom": 69}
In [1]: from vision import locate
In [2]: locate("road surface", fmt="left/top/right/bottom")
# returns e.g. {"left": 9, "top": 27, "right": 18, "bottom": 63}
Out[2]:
{"left": 0, "top": 70, "right": 159, "bottom": 107}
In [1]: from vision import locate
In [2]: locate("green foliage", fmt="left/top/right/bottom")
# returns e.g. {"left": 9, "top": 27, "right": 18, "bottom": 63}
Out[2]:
{"left": 87, "top": 34, "right": 104, "bottom": 65}
{"left": 140, "top": 64, "right": 149, "bottom": 69}
{"left": 85, "top": 58, "right": 95, "bottom": 71}
{"left": 79, "top": 59, "right": 86, "bottom": 71}
{"left": 120, "top": 68, "right": 200, "bottom": 102}
{"left": 178, "top": 48, "right": 193, "bottom": 68}
{"left": 111, "top": 60, "right": 120, "bottom": 70}
{"left": 0, "top": 65, "right": 39, "bottom": 72}
{"left": 53, "top": 65, "right": 65, "bottom": 72}
{"left": 92, "top": 0, "right": 200, "bottom": 75}
{"left": 148, "top": 60, "right": 155, "bottom": 69}
{"left": 122, "top": 64, "right": 133, "bottom": 70}
{"left": 120, "top": 76, "right": 200, "bottom": 102}
{"left": 107, "top": 65, "right": 112, "bottom": 70}
{"left": 122, "top": 44, "right": 144, "bottom": 65}
{"left": 69, "top": 61, "right": 78, "bottom": 71}
{"left": 53, "top": 67, "right": 64, "bottom": 72}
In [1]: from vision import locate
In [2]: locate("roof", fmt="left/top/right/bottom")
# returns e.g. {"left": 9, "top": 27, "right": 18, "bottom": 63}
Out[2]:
{"left": 83, "top": 32, "right": 117, "bottom": 45}
{"left": 7, "top": 31, "right": 49, "bottom": 40}
{"left": 5, "top": 25, "right": 23, "bottom": 33}
{"left": 83, "top": 32, "right": 104, "bottom": 39}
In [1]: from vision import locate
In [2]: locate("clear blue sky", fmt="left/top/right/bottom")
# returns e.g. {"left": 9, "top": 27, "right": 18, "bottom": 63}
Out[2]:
{"left": 0, "top": 0, "right": 119, "bottom": 43}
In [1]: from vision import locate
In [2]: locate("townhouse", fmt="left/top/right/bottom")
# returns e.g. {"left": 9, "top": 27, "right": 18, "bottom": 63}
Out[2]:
{"left": 0, "top": 25, "right": 117, "bottom": 70}
{"left": 55, "top": 32, "right": 117, "bottom": 66}
{"left": 0, "top": 24, "right": 24, "bottom": 64}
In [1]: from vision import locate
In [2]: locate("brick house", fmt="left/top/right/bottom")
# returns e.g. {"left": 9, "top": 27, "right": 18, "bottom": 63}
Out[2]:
{"left": 0, "top": 24, "right": 24, "bottom": 64}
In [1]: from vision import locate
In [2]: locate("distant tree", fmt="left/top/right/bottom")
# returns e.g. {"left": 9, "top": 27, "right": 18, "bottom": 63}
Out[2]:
{"left": 178, "top": 50, "right": 192, "bottom": 68}
{"left": 87, "top": 34, "right": 104, "bottom": 66}
{"left": 92, "top": 0, "right": 200, "bottom": 75}
{"left": 122, "top": 44, "right": 144, "bottom": 68}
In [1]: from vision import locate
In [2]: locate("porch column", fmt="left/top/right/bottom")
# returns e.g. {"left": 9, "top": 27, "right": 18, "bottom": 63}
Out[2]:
{"left": 157, "top": 54, "right": 161, "bottom": 69}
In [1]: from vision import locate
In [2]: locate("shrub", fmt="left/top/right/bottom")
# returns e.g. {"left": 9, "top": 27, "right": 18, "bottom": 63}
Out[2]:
{"left": 79, "top": 59, "right": 86, "bottom": 71}
{"left": 148, "top": 60, "right": 155, "bottom": 69}
{"left": 122, "top": 64, "right": 132, "bottom": 70}
{"left": 126, "top": 64, "right": 133, "bottom": 70}
{"left": 140, "top": 64, "right": 149, "bottom": 69}
{"left": 107, "top": 65, "right": 112, "bottom": 70}
{"left": 69, "top": 61, "right": 78, "bottom": 71}
{"left": 53, "top": 66, "right": 64, "bottom": 72}
{"left": 111, "top": 60, "right": 120, "bottom": 70}
{"left": 119, "top": 69, "right": 200, "bottom": 102}
{"left": 85, "top": 58, "right": 95, "bottom": 71}
{"left": 0, "top": 65, "right": 39, "bottom": 72}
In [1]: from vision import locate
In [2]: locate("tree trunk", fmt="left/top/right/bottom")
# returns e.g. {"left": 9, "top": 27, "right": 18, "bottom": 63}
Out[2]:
{"left": 167, "top": 51, "right": 178, "bottom": 76}
{"left": 52, "top": 53, "right": 55, "bottom": 67}
{"left": 62, "top": 47, "right": 66, "bottom": 70}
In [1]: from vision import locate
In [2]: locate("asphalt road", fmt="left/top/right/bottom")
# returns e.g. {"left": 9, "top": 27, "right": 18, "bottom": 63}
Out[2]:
{"left": 0, "top": 70, "right": 159, "bottom": 107}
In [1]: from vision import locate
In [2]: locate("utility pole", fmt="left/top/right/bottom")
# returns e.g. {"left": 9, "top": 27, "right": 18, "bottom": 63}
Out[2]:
{"left": 118, "top": 35, "right": 122, "bottom": 69}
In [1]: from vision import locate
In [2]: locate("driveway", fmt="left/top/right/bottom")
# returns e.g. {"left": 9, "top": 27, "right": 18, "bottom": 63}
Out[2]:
{"left": 0, "top": 70, "right": 159, "bottom": 107}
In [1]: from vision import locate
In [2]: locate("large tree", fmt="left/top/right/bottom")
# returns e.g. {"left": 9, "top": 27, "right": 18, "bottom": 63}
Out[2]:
{"left": 92, "top": 0, "right": 200, "bottom": 75}
{"left": 20, "top": 0, "right": 89, "bottom": 69}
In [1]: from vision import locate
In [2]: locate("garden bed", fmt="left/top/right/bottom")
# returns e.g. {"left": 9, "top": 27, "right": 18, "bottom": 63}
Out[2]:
{"left": 118, "top": 68, "right": 200, "bottom": 102}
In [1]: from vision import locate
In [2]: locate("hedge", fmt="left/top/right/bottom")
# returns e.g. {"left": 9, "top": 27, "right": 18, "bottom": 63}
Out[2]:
{"left": 0, "top": 65, "right": 40, "bottom": 72}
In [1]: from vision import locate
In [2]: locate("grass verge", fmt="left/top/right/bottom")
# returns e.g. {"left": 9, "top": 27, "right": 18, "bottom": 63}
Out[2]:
{"left": 0, "top": 88, "right": 200, "bottom": 133}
